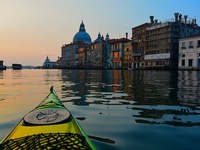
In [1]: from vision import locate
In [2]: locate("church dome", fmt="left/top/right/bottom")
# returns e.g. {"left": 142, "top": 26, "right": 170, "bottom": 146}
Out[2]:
{"left": 73, "top": 21, "right": 91, "bottom": 44}
{"left": 105, "top": 33, "right": 110, "bottom": 41}
{"left": 44, "top": 56, "right": 50, "bottom": 63}
{"left": 94, "top": 32, "right": 102, "bottom": 43}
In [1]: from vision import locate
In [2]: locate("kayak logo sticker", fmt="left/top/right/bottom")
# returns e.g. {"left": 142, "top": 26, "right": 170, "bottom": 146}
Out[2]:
{"left": 36, "top": 110, "right": 59, "bottom": 122}
{"left": 24, "top": 108, "right": 71, "bottom": 125}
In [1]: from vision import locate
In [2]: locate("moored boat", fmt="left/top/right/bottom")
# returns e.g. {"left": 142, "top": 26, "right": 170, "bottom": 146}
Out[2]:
{"left": 12, "top": 64, "right": 22, "bottom": 70}
{"left": 128, "top": 67, "right": 137, "bottom": 70}
{"left": 0, "top": 60, "right": 6, "bottom": 70}
{"left": 0, "top": 86, "right": 96, "bottom": 150}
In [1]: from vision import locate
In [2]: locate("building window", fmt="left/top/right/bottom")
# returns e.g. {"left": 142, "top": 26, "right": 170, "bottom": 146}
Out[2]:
{"left": 182, "top": 54, "right": 185, "bottom": 57}
{"left": 189, "top": 41, "right": 193, "bottom": 48}
{"left": 182, "top": 59, "right": 185, "bottom": 66}
{"left": 197, "top": 40, "right": 200, "bottom": 47}
{"left": 181, "top": 42, "right": 186, "bottom": 49}
{"left": 188, "top": 59, "right": 193, "bottom": 67}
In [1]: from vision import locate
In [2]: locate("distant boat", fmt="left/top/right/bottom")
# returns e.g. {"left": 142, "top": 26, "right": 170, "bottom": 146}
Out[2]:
{"left": 128, "top": 67, "right": 137, "bottom": 70}
{"left": 0, "top": 60, "right": 6, "bottom": 70}
{"left": 12, "top": 64, "right": 22, "bottom": 70}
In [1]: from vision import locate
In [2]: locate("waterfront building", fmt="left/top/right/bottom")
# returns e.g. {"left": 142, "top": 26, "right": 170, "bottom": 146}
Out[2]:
{"left": 60, "top": 21, "right": 114, "bottom": 69}
{"left": 60, "top": 21, "right": 91, "bottom": 68}
{"left": 104, "top": 34, "right": 113, "bottom": 68}
{"left": 144, "top": 13, "right": 200, "bottom": 69}
{"left": 178, "top": 33, "right": 200, "bottom": 70}
{"left": 123, "top": 41, "right": 133, "bottom": 69}
{"left": 78, "top": 46, "right": 86, "bottom": 68}
{"left": 55, "top": 57, "right": 62, "bottom": 68}
{"left": 110, "top": 35, "right": 131, "bottom": 69}
{"left": 132, "top": 23, "right": 151, "bottom": 69}
{"left": 43, "top": 56, "right": 56, "bottom": 69}
{"left": 86, "top": 33, "right": 107, "bottom": 69}
{"left": 106, "top": 39, "right": 116, "bottom": 68}
{"left": 61, "top": 43, "right": 77, "bottom": 68}
{"left": 58, "top": 13, "right": 200, "bottom": 70}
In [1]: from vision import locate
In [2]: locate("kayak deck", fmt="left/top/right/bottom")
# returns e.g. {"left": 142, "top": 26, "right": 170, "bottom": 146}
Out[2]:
{"left": 2, "top": 119, "right": 82, "bottom": 140}
{"left": 0, "top": 86, "right": 96, "bottom": 150}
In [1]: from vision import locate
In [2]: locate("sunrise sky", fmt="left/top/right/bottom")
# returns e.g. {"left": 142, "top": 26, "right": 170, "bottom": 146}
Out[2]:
{"left": 0, "top": 0, "right": 199, "bottom": 66}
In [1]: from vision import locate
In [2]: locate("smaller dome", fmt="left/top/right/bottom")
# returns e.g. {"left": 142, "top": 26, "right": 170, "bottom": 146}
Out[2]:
{"left": 45, "top": 56, "right": 50, "bottom": 63}
{"left": 105, "top": 33, "right": 110, "bottom": 41}
{"left": 94, "top": 32, "right": 103, "bottom": 43}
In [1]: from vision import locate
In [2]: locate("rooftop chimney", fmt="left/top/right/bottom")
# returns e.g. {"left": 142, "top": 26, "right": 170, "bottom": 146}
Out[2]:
{"left": 155, "top": 19, "right": 158, "bottom": 24}
{"left": 126, "top": 32, "right": 128, "bottom": 39}
{"left": 179, "top": 14, "right": 182, "bottom": 22}
{"left": 184, "top": 15, "right": 188, "bottom": 24}
{"left": 150, "top": 16, "right": 154, "bottom": 24}
{"left": 174, "top": 13, "right": 179, "bottom": 22}
{"left": 192, "top": 19, "right": 194, "bottom": 24}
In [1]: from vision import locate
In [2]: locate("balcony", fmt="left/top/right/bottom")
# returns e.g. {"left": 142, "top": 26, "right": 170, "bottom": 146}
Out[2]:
{"left": 132, "top": 53, "right": 142, "bottom": 56}
{"left": 189, "top": 46, "right": 193, "bottom": 49}
{"left": 112, "top": 49, "right": 120, "bottom": 52}
{"left": 197, "top": 45, "right": 200, "bottom": 48}
{"left": 181, "top": 47, "right": 186, "bottom": 49}
{"left": 112, "top": 58, "right": 120, "bottom": 62}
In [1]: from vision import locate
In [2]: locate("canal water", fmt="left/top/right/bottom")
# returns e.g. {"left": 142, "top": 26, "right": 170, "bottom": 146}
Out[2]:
{"left": 0, "top": 69, "right": 200, "bottom": 150}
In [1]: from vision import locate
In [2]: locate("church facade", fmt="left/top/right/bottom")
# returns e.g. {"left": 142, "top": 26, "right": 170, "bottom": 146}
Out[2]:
{"left": 43, "top": 56, "right": 56, "bottom": 69}
{"left": 59, "top": 21, "right": 114, "bottom": 69}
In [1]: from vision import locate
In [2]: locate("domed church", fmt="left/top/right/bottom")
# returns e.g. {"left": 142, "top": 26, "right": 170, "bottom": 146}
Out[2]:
{"left": 58, "top": 21, "right": 112, "bottom": 68}
{"left": 43, "top": 56, "right": 56, "bottom": 69}
{"left": 94, "top": 32, "right": 110, "bottom": 43}
{"left": 73, "top": 21, "right": 92, "bottom": 44}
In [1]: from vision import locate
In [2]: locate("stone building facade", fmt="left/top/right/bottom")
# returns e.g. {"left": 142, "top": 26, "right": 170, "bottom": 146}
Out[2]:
{"left": 43, "top": 56, "right": 56, "bottom": 69}
{"left": 110, "top": 38, "right": 131, "bottom": 69}
{"left": 132, "top": 23, "right": 151, "bottom": 69}
{"left": 179, "top": 34, "right": 200, "bottom": 70}
{"left": 57, "top": 13, "right": 200, "bottom": 70}
{"left": 60, "top": 21, "right": 91, "bottom": 68}
{"left": 144, "top": 14, "right": 200, "bottom": 69}
{"left": 123, "top": 41, "right": 133, "bottom": 69}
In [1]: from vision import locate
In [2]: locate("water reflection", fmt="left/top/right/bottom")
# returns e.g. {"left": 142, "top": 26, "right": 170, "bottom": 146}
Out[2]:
{"left": 178, "top": 71, "right": 200, "bottom": 106}
{"left": 0, "top": 70, "right": 4, "bottom": 79}
{"left": 61, "top": 70, "right": 129, "bottom": 106}
{"left": 60, "top": 70, "right": 181, "bottom": 105}
{"left": 129, "top": 105, "right": 200, "bottom": 127}
{"left": 59, "top": 69, "right": 200, "bottom": 127}
{"left": 12, "top": 70, "right": 22, "bottom": 79}
{"left": 1, "top": 69, "right": 200, "bottom": 149}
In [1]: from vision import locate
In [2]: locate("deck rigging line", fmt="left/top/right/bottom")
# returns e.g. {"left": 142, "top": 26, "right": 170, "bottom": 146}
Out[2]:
{"left": 0, "top": 132, "right": 92, "bottom": 150}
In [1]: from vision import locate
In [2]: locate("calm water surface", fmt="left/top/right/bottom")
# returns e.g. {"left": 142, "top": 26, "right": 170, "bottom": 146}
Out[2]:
{"left": 0, "top": 69, "right": 200, "bottom": 150}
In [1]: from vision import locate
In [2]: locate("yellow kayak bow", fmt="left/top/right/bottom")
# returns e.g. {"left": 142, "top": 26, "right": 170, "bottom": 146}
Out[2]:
{"left": 0, "top": 86, "right": 96, "bottom": 150}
